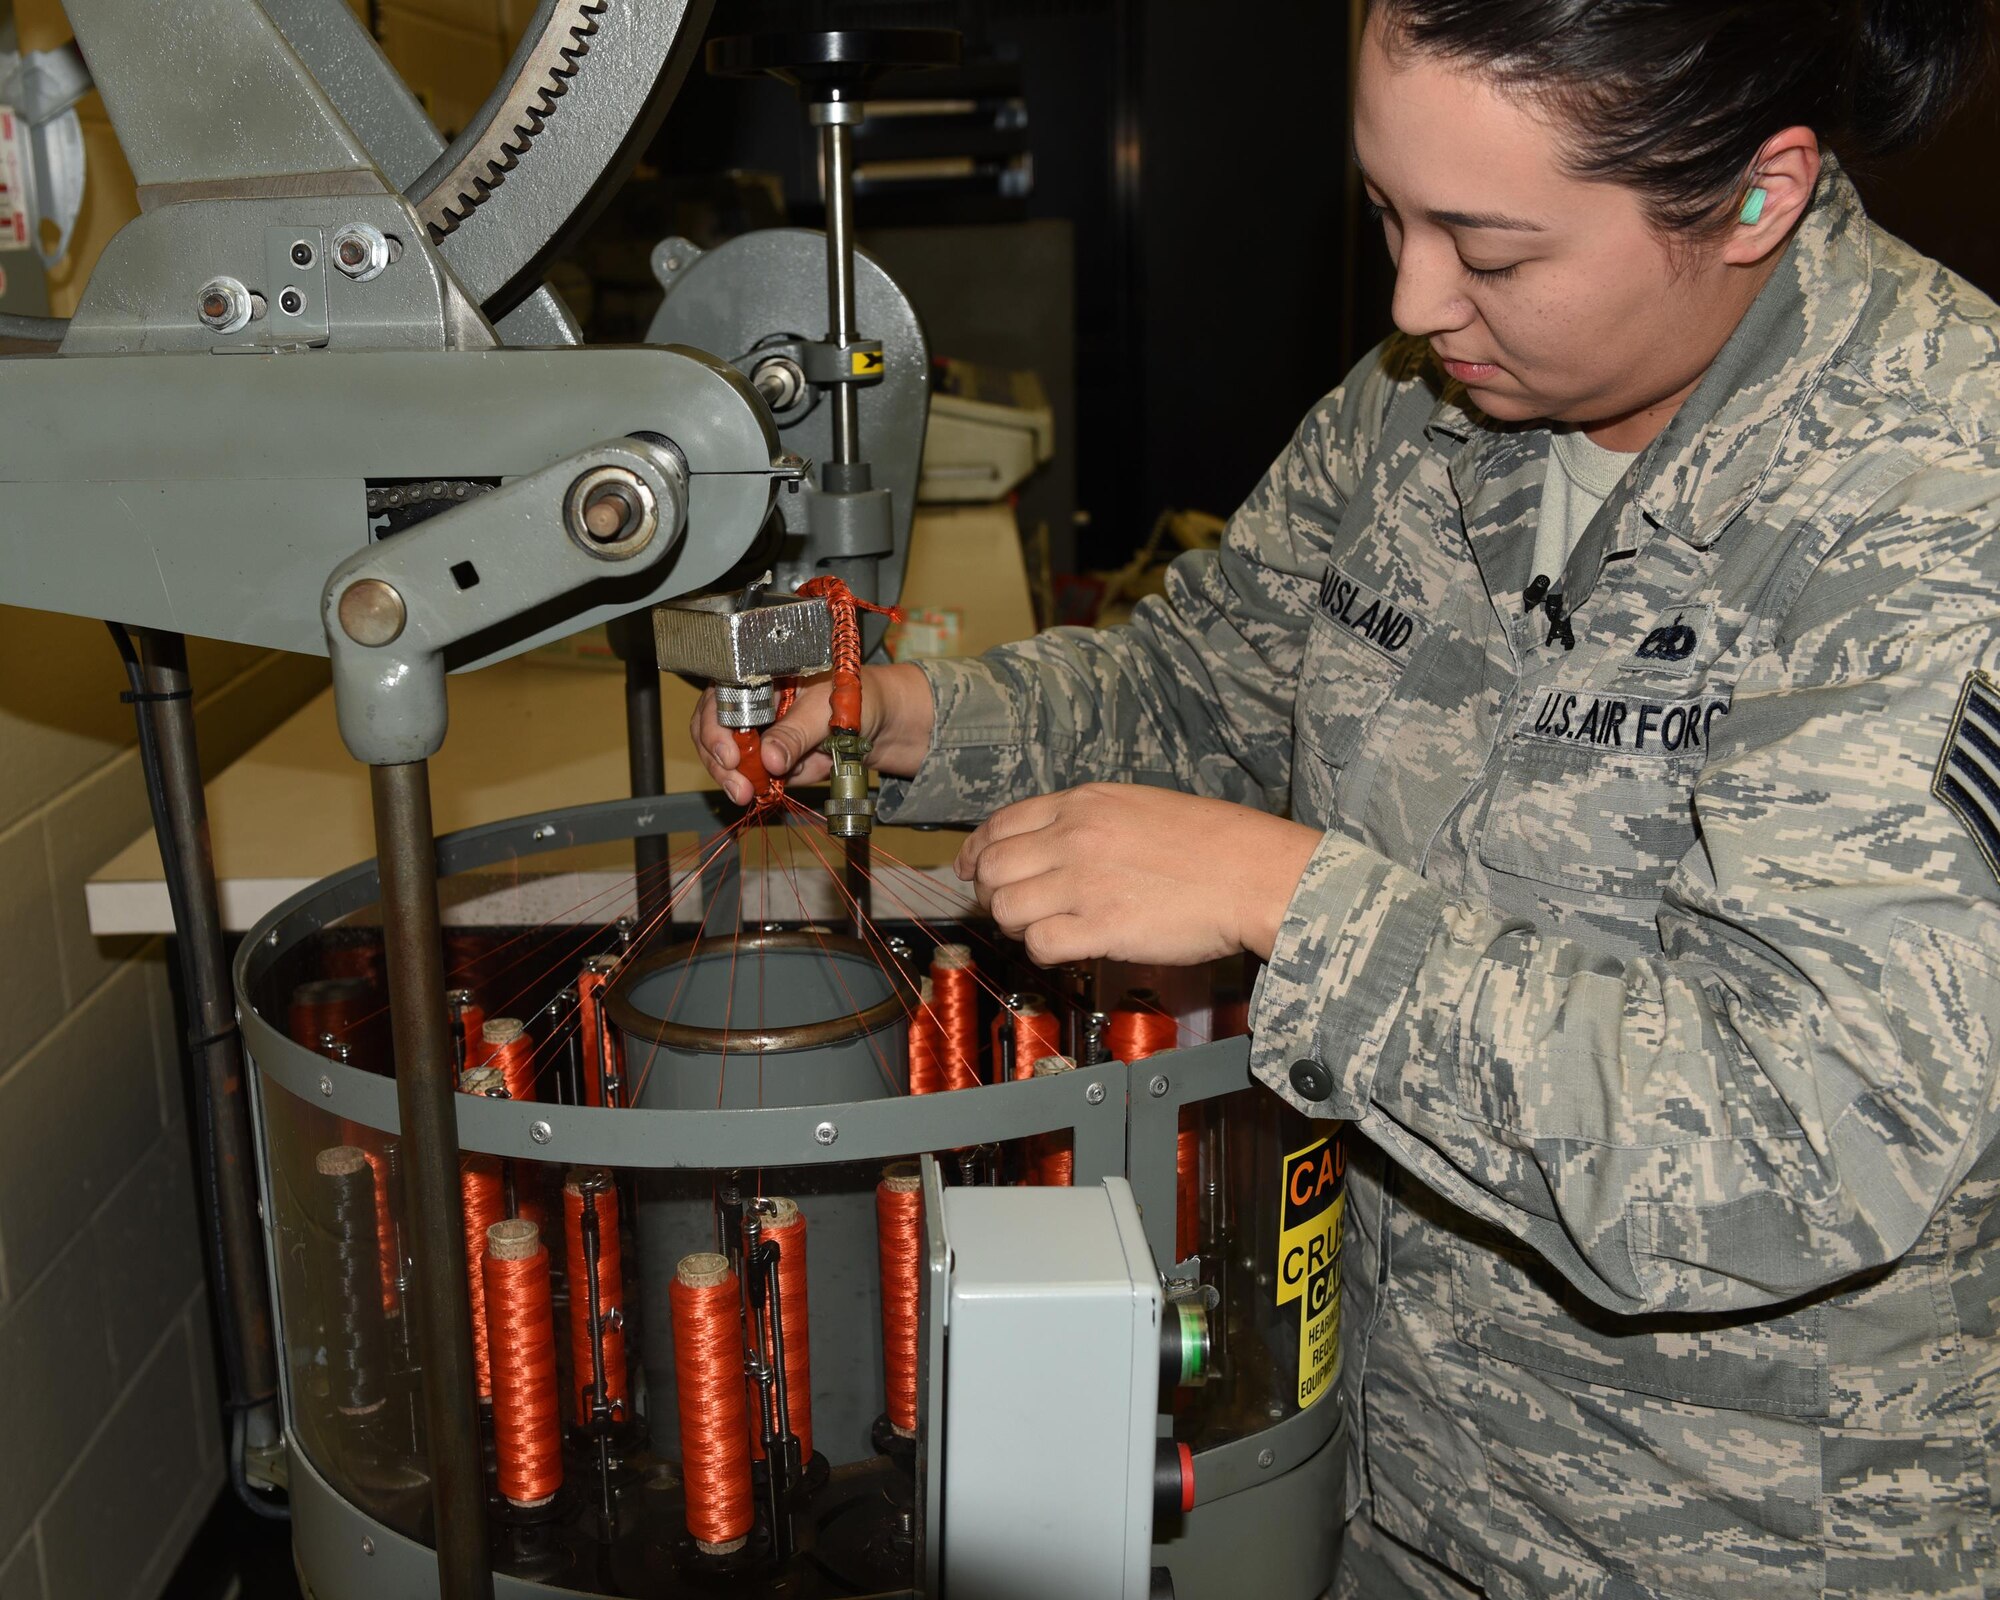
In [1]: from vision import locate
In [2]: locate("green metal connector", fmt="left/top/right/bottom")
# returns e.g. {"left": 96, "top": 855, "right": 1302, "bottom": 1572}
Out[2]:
{"left": 824, "top": 729, "right": 875, "bottom": 839}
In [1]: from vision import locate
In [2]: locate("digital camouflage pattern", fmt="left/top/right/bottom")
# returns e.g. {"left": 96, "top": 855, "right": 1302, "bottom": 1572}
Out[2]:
{"left": 879, "top": 166, "right": 2000, "bottom": 1598}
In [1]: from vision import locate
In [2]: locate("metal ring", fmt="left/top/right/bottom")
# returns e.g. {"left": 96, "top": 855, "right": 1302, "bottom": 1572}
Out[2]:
{"left": 605, "top": 929, "right": 913, "bottom": 1054}
{"left": 563, "top": 464, "right": 659, "bottom": 560}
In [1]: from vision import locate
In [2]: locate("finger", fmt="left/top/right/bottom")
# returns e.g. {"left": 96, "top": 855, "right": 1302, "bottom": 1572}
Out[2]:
{"left": 970, "top": 832, "right": 1057, "bottom": 899}
{"left": 762, "top": 701, "right": 829, "bottom": 777}
{"left": 956, "top": 793, "right": 1063, "bottom": 878}
{"left": 1021, "top": 912, "right": 1099, "bottom": 968}
{"left": 985, "top": 870, "right": 1072, "bottom": 936}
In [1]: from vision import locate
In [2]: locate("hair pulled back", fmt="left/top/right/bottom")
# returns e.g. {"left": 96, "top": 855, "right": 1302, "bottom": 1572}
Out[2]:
{"left": 1371, "top": 0, "right": 1992, "bottom": 230}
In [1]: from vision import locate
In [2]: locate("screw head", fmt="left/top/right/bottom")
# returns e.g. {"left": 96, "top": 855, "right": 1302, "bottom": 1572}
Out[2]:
{"left": 278, "top": 286, "right": 304, "bottom": 316}
{"left": 360, "top": 1536, "right": 375, "bottom": 1556}
{"left": 337, "top": 578, "right": 406, "bottom": 647}
{"left": 530, "top": 1120, "right": 553, "bottom": 1145}
{"left": 317, "top": 1075, "right": 334, "bottom": 1097}
{"left": 1148, "top": 1074, "right": 1170, "bottom": 1098}
{"left": 1257, "top": 1448, "right": 1275, "bottom": 1469}
{"left": 1084, "top": 1082, "right": 1107, "bottom": 1105}
{"left": 813, "top": 1121, "right": 838, "bottom": 1146}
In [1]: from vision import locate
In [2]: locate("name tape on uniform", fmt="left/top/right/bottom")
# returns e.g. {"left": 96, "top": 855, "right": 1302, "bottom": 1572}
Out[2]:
{"left": 1516, "top": 686, "right": 1732, "bottom": 756}
{"left": 1277, "top": 1133, "right": 1345, "bottom": 1410}
{"left": 1316, "top": 565, "right": 1428, "bottom": 664}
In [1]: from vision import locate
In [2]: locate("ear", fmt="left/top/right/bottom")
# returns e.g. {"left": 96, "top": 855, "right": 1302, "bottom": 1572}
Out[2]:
{"left": 1721, "top": 127, "right": 1823, "bottom": 267}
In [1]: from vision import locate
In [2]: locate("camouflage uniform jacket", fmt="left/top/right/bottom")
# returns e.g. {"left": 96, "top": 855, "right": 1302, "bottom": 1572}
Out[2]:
{"left": 879, "top": 168, "right": 2000, "bottom": 1598}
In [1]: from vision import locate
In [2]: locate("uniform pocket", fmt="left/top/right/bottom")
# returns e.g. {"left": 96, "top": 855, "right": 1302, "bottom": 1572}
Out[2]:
{"left": 1295, "top": 616, "right": 1405, "bottom": 825}
{"left": 1477, "top": 742, "right": 1702, "bottom": 901}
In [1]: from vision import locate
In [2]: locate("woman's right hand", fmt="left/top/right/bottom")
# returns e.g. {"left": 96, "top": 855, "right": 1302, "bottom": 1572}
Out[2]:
{"left": 690, "top": 661, "right": 937, "bottom": 806}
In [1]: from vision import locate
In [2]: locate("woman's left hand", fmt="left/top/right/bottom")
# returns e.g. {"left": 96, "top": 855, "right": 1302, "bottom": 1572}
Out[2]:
{"left": 954, "top": 784, "right": 1322, "bottom": 968}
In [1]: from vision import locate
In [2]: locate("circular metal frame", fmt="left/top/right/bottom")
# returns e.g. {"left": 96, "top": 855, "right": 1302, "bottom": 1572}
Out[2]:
{"left": 605, "top": 928, "right": 911, "bottom": 1053}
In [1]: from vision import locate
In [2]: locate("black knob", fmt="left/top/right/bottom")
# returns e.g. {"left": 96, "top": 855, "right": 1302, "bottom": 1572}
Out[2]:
{"left": 1153, "top": 1440, "right": 1192, "bottom": 1524}
{"left": 706, "top": 28, "right": 961, "bottom": 101}
{"left": 1289, "top": 1058, "right": 1333, "bottom": 1102}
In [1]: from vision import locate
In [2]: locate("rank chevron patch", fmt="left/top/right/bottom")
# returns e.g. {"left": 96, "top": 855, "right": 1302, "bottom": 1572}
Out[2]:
{"left": 1935, "top": 670, "right": 2000, "bottom": 885}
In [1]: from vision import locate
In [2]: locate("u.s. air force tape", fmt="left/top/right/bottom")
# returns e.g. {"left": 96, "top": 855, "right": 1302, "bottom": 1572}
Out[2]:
{"left": 1935, "top": 670, "right": 2000, "bottom": 885}
{"left": 1514, "top": 686, "right": 1732, "bottom": 757}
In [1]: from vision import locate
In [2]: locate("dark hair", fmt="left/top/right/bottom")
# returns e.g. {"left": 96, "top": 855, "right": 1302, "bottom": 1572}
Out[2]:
{"left": 1371, "top": 0, "right": 1993, "bottom": 231}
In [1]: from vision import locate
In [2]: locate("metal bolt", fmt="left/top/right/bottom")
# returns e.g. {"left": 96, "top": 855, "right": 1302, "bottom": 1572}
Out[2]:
{"left": 751, "top": 355, "right": 807, "bottom": 412}
{"left": 278, "top": 287, "right": 304, "bottom": 316}
{"left": 1084, "top": 1082, "right": 1106, "bottom": 1105}
{"left": 530, "top": 1120, "right": 553, "bottom": 1145}
{"left": 267, "top": 928, "right": 281, "bottom": 946}
{"left": 330, "top": 223, "right": 390, "bottom": 282}
{"left": 1149, "top": 1074, "right": 1170, "bottom": 1098}
{"left": 813, "top": 1121, "right": 838, "bottom": 1146}
{"left": 318, "top": 1075, "right": 334, "bottom": 1098}
{"left": 1257, "top": 1448, "right": 1275, "bottom": 1469}
{"left": 360, "top": 1536, "right": 375, "bottom": 1556}
{"left": 337, "top": 578, "right": 406, "bottom": 647}
{"left": 196, "top": 276, "right": 252, "bottom": 334}
{"left": 564, "top": 465, "right": 659, "bottom": 559}
{"left": 664, "top": 254, "right": 682, "bottom": 272}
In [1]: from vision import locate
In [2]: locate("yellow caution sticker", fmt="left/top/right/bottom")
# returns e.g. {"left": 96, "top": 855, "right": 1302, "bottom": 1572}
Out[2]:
{"left": 851, "top": 348, "right": 885, "bottom": 376}
{"left": 1277, "top": 1133, "right": 1344, "bottom": 1410}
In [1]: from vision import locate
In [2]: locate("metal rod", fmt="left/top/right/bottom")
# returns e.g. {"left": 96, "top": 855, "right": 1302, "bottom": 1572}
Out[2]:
{"left": 820, "top": 115, "right": 861, "bottom": 465}
{"left": 624, "top": 654, "right": 670, "bottom": 925}
{"left": 369, "top": 760, "right": 493, "bottom": 1600}
{"left": 843, "top": 833, "right": 871, "bottom": 939}
{"left": 132, "top": 631, "right": 279, "bottom": 1415}
{"left": 579, "top": 1182, "right": 615, "bottom": 1531}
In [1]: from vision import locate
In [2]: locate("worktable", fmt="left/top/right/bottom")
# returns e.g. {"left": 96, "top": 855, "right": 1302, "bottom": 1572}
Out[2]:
{"left": 86, "top": 505, "right": 1033, "bottom": 936}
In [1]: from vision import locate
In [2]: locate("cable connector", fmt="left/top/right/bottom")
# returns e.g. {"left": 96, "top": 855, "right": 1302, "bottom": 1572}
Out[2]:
{"left": 824, "top": 728, "right": 875, "bottom": 838}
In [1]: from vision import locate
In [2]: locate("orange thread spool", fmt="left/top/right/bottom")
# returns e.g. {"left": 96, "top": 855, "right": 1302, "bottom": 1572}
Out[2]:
{"left": 562, "top": 1170, "right": 628, "bottom": 1427}
{"left": 929, "top": 945, "right": 981, "bottom": 1091}
{"left": 671, "top": 1253, "right": 755, "bottom": 1555}
{"left": 1030, "top": 1055, "right": 1077, "bottom": 1185}
{"left": 459, "top": 1067, "right": 507, "bottom": 1400}
{"left": 1008, "top": 997, "right": 1062, "bottom": 1083}
{"left": 288, "top": 977, "right": 371, "bottom": 1051}
{"left": 477, "top": 1017, "right": 536, "bottom": 1103}
{"left": 484, "top": 1219, "right": 563, "bottom": 1508}
{"left": 359, "top": 1146, "right": 401, "bottom": 1317}
{"left": 1109, "top": 999, "right": 1199, "bottom": 1260}
{"left": 747, "top": 1197, "right": 814, "bottom": 1462}
{"left": 908, "top": 978, "right": 944, "bottom": 1095}
{"left": 576, "top": 956, "right": 623, "bottom": 1108}
{"left": 876, "top": 1164, "right": 924, "bottom": 1437}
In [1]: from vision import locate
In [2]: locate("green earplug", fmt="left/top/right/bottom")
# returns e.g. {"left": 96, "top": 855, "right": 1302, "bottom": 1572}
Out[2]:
{"left": 1739, "top": 186, "right": 1768, "bottom": 225}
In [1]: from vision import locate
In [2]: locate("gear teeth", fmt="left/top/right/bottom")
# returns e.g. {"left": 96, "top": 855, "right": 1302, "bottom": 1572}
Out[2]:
{"left": 419, "top": 0, "right": 610, "bottom": 241}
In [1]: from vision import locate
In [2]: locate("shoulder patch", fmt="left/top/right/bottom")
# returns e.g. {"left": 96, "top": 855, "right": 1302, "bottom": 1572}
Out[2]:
{"left": 1934, "top": 670, "right": 2000, "bottom": 886}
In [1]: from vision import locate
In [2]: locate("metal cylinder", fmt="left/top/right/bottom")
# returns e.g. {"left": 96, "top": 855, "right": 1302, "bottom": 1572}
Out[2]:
{"left": 368, "top": 762, "right": 493, "bottom": 1600}
{"left": 611, "top": 932, "right": 909, "bottom": 1462}
{"left": 820, "top": 117, "right": 861, "bottom": 465}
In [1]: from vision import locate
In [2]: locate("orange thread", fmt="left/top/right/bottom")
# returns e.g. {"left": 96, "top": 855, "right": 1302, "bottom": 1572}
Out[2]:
{"left": 670, "top": 1254, "right": 755, "bottom": 1554}
{"left": 287, "top": 978, "right": 371, "bottom": 1050}
{"left": 1008, "top": 997, "right": 1062, "bottom": 1083}
{"left": 447, "top": 989, "right": 484, "bottom": 1072}
{"left": 361, "top": 1146, "right": 400, "bottom": 1317}
{"left": 877, "top": 1165, "right": 924, "bottom": 1436}
{"left": 563, "top": 1171, "right": 628, "bottom": 1427}
{"left": 460, "top": 1067, "right": 506, "bottom": 1400}
{"left": 476, "top": 1017, "right": 537, "bottom": 1103}
{"left": 907, "top": 978, "right": 944, "bottom": 1095}
{"left": 484, "top": 1220, "right": 563, "bottom": 1508}
{"left": 747, "top": 1198, "right": 814, "bottom": 1462}
{"left": 576, "top": 957, "right": 623, "bottom": 1108}
{"left": 1109, "top": 999, "right": 1199, "bottom": 1260}
{"left": 1030, "top": 1055, "right": 1077, "bottom": 1186}
{"left": 930, "top": 946, "right": 981, "bottom": 1091}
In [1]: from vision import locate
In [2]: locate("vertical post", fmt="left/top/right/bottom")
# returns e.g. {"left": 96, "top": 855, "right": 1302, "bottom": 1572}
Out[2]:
{"left": 369, "top": 761, "right": 493, "bottom": 1600}
{"left": 131, "top": 631, "right": 280, "bottom": 1434}
{"left": 817, "top": 106, "right": 862, "bottom": 466}
{"left": 624, "top": 654, "right": 670, "bottom": 925}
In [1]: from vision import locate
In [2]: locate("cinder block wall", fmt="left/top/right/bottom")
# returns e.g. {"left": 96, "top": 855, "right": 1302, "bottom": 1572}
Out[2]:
{"left": 0, "top": 614, "right": 327, "bottom": 1600}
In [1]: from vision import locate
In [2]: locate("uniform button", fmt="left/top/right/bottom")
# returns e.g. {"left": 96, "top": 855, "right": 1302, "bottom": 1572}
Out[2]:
{"left": 1289, "top": 1059, "right": 1333, "bottom": 1102}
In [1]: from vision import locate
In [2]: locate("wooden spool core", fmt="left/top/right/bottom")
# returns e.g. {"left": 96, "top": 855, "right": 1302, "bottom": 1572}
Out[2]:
{"left": 458, "top": 1065, "right": 505, "bottom": 1096}
{"left": 880, "top": 1162, "right": 922, "bottom": 1194}
{"left": 487, "top": 1218, "right": 540, "bottom": 1260}
{"left": 758, "top": 1196, "right": 802, "bottom": 1229}
{"left": 931, "top": 943, "right": 972, "bottom": 971}
{"left": 676, "top": 1251, "right": 732, "bottom": 1290}
{"left": 315, "top": 1145, "right": 369, "bottom": 1178}
{"left": 1032, "top": 1054, "right": 1077, "bottom": 1077}
{"left": 482, "top": 1016, "right": 526, "bottom": 1046}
